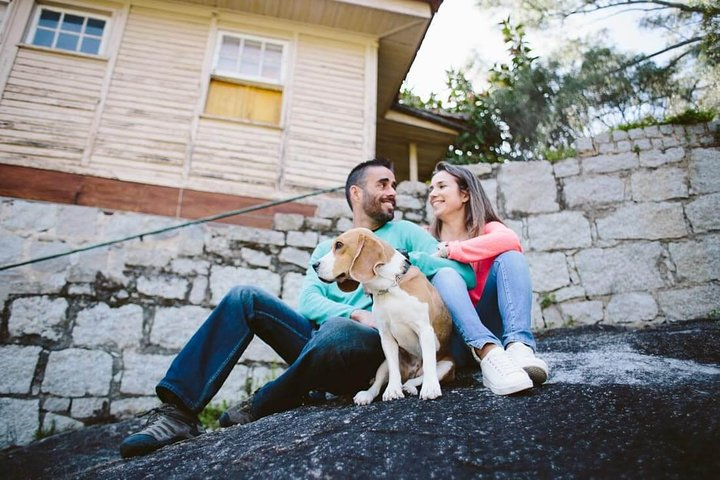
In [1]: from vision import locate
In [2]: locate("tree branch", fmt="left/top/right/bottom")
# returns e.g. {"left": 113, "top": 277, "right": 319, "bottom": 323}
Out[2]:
{"left": 565, "top": 1, "right": 718, "bottom": 19}
{"left": 607, "top": 36, "right": 702, "bottom": 74}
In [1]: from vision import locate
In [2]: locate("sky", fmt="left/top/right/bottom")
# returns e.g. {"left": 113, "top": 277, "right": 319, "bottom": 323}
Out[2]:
{"left": 405, "top": 0, "right": 669, "bottom": 99}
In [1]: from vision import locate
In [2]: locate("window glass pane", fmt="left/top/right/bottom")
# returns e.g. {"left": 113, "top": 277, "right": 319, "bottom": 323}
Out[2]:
{"left": 62, "top": 14, "right": 84, "bottom": 33}
{"left": 218, "top": 36, "right": 240, "bottom": 71}
{"left": 239, "top": 40, "right": 261, "bottom": 76}
{"left": 32, "top": 28, "right": 55, "bottom": 47}
{"left": 262, "top": 44, "right": 283, "bottom": 80}
{"left": 85, "top": 18, "right": 106, "bottom": 37}
{"left": 39, "top": 9, "right": 61, "bottom": 29}
{"left": 80, "top": 37, "right": 101, "bottom": 55}
{"left": 56, "top": 33, "right": 79, "bottom": 51}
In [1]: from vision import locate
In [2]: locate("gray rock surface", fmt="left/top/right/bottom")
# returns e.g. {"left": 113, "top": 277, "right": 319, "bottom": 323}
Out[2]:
{"left": 2, "top": 320, "right": 719, "bottom": 479}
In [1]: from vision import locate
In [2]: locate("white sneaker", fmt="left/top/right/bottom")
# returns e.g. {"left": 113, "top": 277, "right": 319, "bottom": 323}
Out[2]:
{"left": 506, "top": 342, "right": 549, "bottom": 386}
{"left": 480, "top": 347, "right": 533, "bottom": 395}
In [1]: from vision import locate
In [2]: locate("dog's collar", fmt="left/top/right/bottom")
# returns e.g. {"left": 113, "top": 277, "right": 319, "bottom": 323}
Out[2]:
{"left": 374, "top": 258, "right": 411, "bottom": 296}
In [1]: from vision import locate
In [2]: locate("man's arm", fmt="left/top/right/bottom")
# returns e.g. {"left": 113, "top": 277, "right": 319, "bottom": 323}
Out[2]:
{"left": 398, "top": 221, "right": 477, "bottom": 289}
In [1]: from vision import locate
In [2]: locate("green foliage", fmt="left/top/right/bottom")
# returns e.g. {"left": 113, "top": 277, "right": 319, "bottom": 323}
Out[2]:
{"left": 540, "top": 293, "right": 557, "bottom": 309}
{"left": 34, "top": 420, "right": 58, "bottom": 440}
{"left": 542, "top": 147, "right": 577, "bottom": 163}
{"left": 199, "top": 400, "right": 228, "bottom": 431}
{"left": 615, "top": 108, "right": 717, "bottom": 131}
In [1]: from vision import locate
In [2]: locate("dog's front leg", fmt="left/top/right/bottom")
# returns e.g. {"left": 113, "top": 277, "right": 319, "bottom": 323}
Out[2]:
{"left": 380, "top": 332, "right": 404, "bottom": 401}
{"left": 418, "top": 326, "right": 442, "bottom": 400}
{"left": 354, "top": 361, "right": 388, "bottom": 405}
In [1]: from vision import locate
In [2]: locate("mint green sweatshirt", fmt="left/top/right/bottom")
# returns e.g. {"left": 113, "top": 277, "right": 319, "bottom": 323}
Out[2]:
{"left": 297, "top": 220, "right": 476, "bottom": 325}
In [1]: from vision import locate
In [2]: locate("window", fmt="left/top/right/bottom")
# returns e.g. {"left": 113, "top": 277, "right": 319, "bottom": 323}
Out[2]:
{"left": 27, "top": 6, "right": 108, "bottom": 56}
{"left": 205, "top": 32, "right": 287, "bottom": 125}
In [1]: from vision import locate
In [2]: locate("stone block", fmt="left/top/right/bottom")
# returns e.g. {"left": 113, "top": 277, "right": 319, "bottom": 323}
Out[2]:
{"left": 540, "top": 305, "right": 564, "bottom": 329}
{"left": 73, "top": 303, "right": 144, "bottom": 349}
{"left": 596, "top": 203, "right": 686, "bottom": 240}
{"left": 189, "top": 277, "right": 208, "bottom": 305}
{"left": 315, "top": 198, "right": 351, "bottom": 219}
{"left": 210, "top": 266, "right": 281, "bottom": 305}
{"left": 111, "top": 397, "right": 160, "bottom": 419}
{"left": 630, "top": 168, "right": 688, "bottom": 201}
{"left": 225, "top": 225, "right": 286, "bottom": 247}
{"left": 176, "top": 225, "right": 206, "bottom": 257}
{"left": 463, "top": 163, "right": 493, "bottom": 177}
{"left": 615, "top": 140, "right": 632, "bottom": 152}
{"left": 658, "top": 284, "right": 720, "bottom": 322}
{"left": 669, "top": 236, "right": 720, "bottom": 283}
{"left": 688, "top": 148, "right": 720, "bottom": 195}
{"left": 43, "top": 349, "right": 113, "bottom": 397}
{"left": 305, "top": 217, "right": 333, "bottom": 232}
{"left": 150, "top": 306, "right": 211, "bottom": 350}
{"left": 606, "top": 293, "right": 658, "bottom": 324}
{"left": 612, "top": 130, "right": 629, "bottom": 141}
{"left": 44, "top": 412, "right": 84, "bottom": 433}
{"left": 396, "top": 194, "right": 423, "bottom": 210}
{"left": 279, "top": 247, "right": 311, "bottom": 268}
{"left": 563, "top": 174, "right": 626, "bottom": 207}
{"left": 0, "top": 398, "right": 40, "bottom": 448}
{"left": 137, "top": 275, "right": 188, "bottom": 300}
{"left": 527, "top": 212, "right": 592, "bottom": 251}
{"left": 2, "top": 200, "right": 57, "bottom": 232}
{"left": 273, "top": 213, "right": 305, "bottom": 231}
{"left": 497, "top": 161, "right": 559, "bottom": 214}
{"left": 336, "top": 217, "right": 353, "bottom": 232}
{"left": 553, "top": 158, "right": 580, "bottom": 178}
{"left": 213, "top": 364, "right": 251, "bottom": 405}
{"left": 287, "top": 231, "right": 318, "bottom": 249}
{"left": 0, "top": 233, "right": 24, "bottom": 266}
{"left": 685, "top": 193, "right": 720, "bottom": 233}
{"left": 281, "top": 272, "right": 305, "bottom": 309}
{"left": 9, "top": 296, "right": 68, "bottom": 341}
{"left": 525, "top": 252, "right": 570, "bottom": 292}
{"left": 633, "top": 138, "right": 652, "bottom": 151}
{"left": 28, "top": 240, "right": 71, "bottom": 274}
{"left": 558, "top": 300, "right": 604, "bottom": 325}
{"left": 0, "top": 345, "right": 42, "bottom": 394}
{"left": 43, "top": 397, "right": 70, "bottom": 413}
{"left": 71, "top": 397, "right": 108, "bottom": 419}
{"left": 573, "top": 136, "right": 594, "bottom": 154}
{"left": 644, "top": 125, "right": 661, "bottom": 138}
{"left": 574, "top": 243, "right": 666, "bottom": 295}
{"left": 480, "top": 178, "right": 498, "bottom": 212}
{"left": 638, "top": 147, "right": 684, "bottom": 167}
{"left": 552, "top": 286, "right": 586, "bottom": 302}
{"left": 582, "top": 152, "right": 638, "bottom": 173}
{"left": 241, "top": 248, "right": 272, "bottom": 268}
{"left": 242, "top": 337, "right": 285, "bottom": 364}
{"left": 56, "top": 205, "right": 99, "bottom": 239}
{"left": 120, "top": 352, "right": 173, "bottom": 395}
{"left": 170, "top": 258, "right": 209, "bottom": 276}
{"left": 627, "top": 128, "right": 645, "bottom": 140}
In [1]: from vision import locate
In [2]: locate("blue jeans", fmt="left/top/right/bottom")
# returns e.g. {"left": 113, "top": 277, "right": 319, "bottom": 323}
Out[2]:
{"left": 157, "top": 286, "right": 384, "bottom": 418}
{"left": 432, "top": 251, "right": 537, "bottom": 357}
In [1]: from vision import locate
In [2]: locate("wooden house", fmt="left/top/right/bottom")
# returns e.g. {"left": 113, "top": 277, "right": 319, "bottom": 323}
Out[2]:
{"left": 0, "top": 0, "right": 463, "bottom": 227}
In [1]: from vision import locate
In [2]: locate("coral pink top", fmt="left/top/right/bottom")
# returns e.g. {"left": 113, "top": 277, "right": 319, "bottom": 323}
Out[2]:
{"left": 445, "top": 221, "right": 523, "bottom": 304}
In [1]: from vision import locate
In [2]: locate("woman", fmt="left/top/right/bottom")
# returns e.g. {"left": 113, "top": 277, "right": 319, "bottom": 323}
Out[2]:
{"left": 428, "top": 161, "right": 548, "bottom": 396}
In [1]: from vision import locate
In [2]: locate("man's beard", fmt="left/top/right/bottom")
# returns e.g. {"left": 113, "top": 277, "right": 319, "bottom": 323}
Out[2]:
{"left": 362, "top": 195, "right": 395, "bottom": 224}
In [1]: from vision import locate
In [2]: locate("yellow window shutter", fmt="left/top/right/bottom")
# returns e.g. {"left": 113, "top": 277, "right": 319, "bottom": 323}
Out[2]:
{"left": 205, "top": 79, "right": 282, "bottom": 125}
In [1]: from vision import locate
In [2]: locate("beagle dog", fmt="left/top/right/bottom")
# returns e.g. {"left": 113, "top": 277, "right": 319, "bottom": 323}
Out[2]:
{"left": 313, "top": 227, "right": 455, "bottom": 404}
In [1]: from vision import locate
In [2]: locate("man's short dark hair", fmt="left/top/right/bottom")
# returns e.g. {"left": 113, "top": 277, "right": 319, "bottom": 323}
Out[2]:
{"left": 344, "top": 158, "right": 394, "bottom": 208}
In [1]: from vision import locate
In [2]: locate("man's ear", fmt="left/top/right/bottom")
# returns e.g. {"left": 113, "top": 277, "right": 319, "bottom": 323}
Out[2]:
{"left": 349, "top": 184, "right": 362, "bottom": 210}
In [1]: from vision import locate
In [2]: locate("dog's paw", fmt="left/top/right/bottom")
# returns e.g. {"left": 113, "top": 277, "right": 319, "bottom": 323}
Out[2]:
{"left": 419, "top": 381, "right": 442, "bottom": 400}
{"left": 382, "top": 385, "right": 405, "bottom": 401}
{"left": 353, "top": 390, "right": 375, "bottom": 406}
{"left": 402, "top": 383, "right": 418, "bottom": 396}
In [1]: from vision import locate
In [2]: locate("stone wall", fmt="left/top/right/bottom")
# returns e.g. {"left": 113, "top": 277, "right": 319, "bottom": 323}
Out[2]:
{"left": 1, "top": 121, "right": 718, "bottom": 448}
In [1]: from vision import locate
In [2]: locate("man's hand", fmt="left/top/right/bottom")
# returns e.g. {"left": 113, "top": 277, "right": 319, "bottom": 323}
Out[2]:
{"left": 350, "top": 309, "right": 376, "bottom": 329}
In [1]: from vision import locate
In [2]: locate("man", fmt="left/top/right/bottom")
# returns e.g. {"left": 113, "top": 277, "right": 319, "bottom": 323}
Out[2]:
{"left": 120, "top": 158, "right": 475, "bottom": 459}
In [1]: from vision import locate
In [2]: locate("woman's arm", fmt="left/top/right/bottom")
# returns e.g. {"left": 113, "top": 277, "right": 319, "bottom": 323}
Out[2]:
{"left": 445, "top": 221, "right": 522, "bottom": 263}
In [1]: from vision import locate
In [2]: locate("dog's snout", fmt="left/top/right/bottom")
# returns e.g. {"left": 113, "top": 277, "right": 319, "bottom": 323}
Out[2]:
{"left": 312, "top": 261, "right": 320, "bottom": 272}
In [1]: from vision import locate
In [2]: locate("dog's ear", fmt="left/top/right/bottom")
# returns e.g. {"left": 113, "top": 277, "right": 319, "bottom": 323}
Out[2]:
{"left": 349, "top": 232, "right": 395, "bottom": 282}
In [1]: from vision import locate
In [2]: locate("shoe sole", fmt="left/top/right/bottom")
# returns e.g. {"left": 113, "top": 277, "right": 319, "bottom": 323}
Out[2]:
{"left": 523, "top": 366, "right": 548, "bottom": 386}
{"left": 482, "top": 377, "right": 533, "bottom": 396}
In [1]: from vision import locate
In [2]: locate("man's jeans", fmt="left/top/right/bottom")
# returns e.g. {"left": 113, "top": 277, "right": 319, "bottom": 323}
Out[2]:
{"left": 156, "top": 286, "right": 384, "bottom": 419}
{"left": 432, "top": 251, "right": 537, "bottom": 353}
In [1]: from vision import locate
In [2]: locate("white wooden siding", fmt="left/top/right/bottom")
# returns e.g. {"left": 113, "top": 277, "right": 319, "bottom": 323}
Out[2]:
{"left": 90, "top": 6, "right": 208, "bottom": 182}
{"left": 282, "top": 34, "right": 366, "bottom": 190}
{"left": 0, "top": 48, "right": 105, "bottom": 168}
{"left": 189, "top": 117, "right": 281, "bottom": 189}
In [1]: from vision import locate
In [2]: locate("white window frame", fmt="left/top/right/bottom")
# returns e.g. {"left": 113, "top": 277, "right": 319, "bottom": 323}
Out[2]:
{"left": 25, "top": 4, "right": 111, "bottom": 56}
{"left": 212, "top": 31, "right": 288, "bottom": 87}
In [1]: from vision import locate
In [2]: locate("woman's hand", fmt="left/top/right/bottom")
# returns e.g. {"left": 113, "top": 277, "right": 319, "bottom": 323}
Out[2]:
{"left": 433, "top": 242, "right": 449, "bottom": 258}
{"left": 350, "top": 309, "right": 377, "bottom": 329}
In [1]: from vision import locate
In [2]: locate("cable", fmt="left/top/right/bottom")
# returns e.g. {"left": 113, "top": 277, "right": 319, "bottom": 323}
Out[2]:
{"left": 0, "top": 185, "right": 344, "bottom": 271}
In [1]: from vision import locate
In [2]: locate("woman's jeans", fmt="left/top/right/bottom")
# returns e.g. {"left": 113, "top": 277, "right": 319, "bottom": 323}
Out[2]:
{"left": 156, "top": 286, "right": 384, "bottom": 419}
{"left": 432, "top": 251, "right": 537, "bottom": 358}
